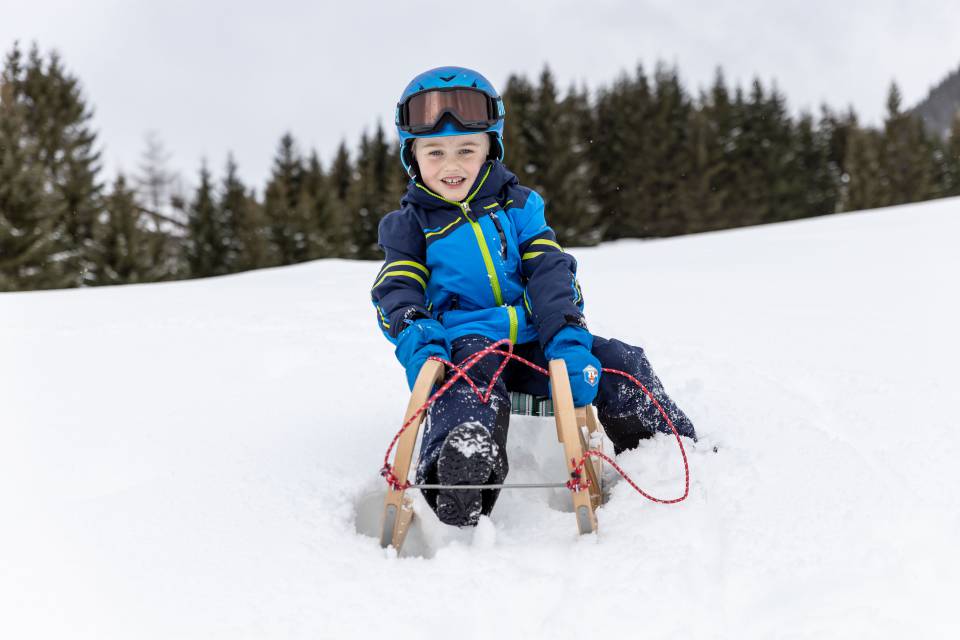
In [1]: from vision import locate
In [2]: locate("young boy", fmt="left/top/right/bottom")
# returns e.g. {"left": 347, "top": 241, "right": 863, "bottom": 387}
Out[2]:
{"left": 372, "top": 66, "right": 696, "bottom": 527}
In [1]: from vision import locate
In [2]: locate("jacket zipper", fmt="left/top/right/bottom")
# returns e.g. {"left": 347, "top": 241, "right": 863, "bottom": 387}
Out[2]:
{"left": 460, "top": 201, "right": 503, "bottom": 306}
{"left": 415, "top": 166, "right": 516, "bottom": 342}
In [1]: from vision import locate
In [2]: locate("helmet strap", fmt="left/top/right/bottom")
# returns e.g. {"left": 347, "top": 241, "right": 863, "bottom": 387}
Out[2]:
{"left": 401, "top": 141, "right": 418, "bottom": 179}
{"left": 487, "top": 133, "right": 499, "bottom": 161}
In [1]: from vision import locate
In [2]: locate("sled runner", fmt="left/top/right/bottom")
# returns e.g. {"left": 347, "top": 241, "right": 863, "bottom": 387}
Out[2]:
{"left": 380, "top": 358, "right": 606, "bottom": 551}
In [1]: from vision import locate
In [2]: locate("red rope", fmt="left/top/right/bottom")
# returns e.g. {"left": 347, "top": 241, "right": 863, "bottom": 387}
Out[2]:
{"left": 380, "top": 339, "right": 515, "bottom": 490}
{"left": 563, "top": 367, "right": 690, "bottom": 504}
{"left": 380, "top": 341, "right": 690, "bottom": 504}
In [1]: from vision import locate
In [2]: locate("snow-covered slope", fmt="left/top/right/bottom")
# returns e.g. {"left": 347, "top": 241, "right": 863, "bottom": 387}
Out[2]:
{"left": 3, "top": 198, "right": 959, "bottom": 639}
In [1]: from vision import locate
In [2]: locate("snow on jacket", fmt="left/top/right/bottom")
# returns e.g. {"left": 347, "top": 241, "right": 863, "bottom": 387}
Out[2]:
{"left": 371, "top": 159, "right": 587, "bottom": 350}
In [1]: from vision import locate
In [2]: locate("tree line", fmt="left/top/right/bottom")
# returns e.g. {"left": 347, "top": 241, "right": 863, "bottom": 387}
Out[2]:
{"left": 2, "top": 42, "right": 959, "bottom": 291}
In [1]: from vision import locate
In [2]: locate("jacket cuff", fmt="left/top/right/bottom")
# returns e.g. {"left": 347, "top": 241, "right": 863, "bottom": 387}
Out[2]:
{"left": 388, "top": 305, "right": 431, "bottom": 339}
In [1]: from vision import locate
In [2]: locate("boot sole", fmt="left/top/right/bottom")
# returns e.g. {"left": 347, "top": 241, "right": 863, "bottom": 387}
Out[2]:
{"left": 435, "top": 422, "right": 496, "bottom": 527}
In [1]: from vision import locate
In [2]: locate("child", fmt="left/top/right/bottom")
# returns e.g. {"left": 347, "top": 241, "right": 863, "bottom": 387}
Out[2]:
{"left": 372, "top": 66, "right": 696, "bottom": 527}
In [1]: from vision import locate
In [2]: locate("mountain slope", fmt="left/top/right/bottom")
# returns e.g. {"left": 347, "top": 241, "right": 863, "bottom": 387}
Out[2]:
{"left": 914, "top": 63, "right": 960, "bottom": 138}
{"left": 2, "top": 198, "right": 959, "bottom": 638}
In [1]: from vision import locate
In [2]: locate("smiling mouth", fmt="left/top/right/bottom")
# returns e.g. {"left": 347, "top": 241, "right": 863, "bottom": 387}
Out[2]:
{"left": 441, "top": 176, "right": 465, "bottom": 187}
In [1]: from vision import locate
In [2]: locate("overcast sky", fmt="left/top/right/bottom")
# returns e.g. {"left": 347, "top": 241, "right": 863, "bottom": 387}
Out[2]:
{"left": 3, "top": 0, "right": 960, "bottom": 189}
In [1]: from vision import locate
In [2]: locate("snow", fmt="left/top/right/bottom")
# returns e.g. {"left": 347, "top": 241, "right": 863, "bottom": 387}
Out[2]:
{"left": 444, "top": 422, "right": 494, "bottom": 459}
{"left": 2, "top": 198, "right": 960, "bottom": 638}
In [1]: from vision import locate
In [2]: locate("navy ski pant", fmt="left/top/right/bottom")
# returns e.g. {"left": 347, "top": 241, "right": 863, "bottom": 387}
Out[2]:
{"left": 415, "top": 334, "right": 696, "bottom": 515}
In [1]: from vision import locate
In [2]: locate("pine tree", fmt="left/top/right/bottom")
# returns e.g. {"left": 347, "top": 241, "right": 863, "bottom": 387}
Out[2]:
{"left": 128, "top": 132, "right": 187, "bottom": 277}
{"left": 89, "top": 174, "right": 170, "bottom": 285}
{"left": 0, "top": 43, "right": 103, "bottom": 289}
{"left": 93, "top": 174, "right": 140, "bottom": 284}
{"left": 301, "top": 151, "right": 338, "bottom": 258}
{"left": 19, "top": 44, "right": 103, "bottom": 285}
{"left": 218, "top": 155, "right": 242, "bottom": 270}
{"left": 648, "top": 64, "right": 693, "bottom": 236}
{"left": 135, "top": 132, "right": 183, "bottom": 220}
{"left": 522, "top": 68, "right": 597, "bottom": 246}
{"left": 789, "top": 113, "right": 839, "bottom": 220}
{"left": 685, "top": 69, "right": 734, "bottom": 233}
{"left": 185, "top": 163, "right": 228, "bottom": 277}
{"left": 328, "top": 141, "right": 354, "bottom": 257}
{"left": 945, "top": 114, "right": 960, "bottom": 197}
{"left": 348, "top": 131, "right": 373, "bottom": 260}
{"left": 530, "top": 66, "right": 562, "bottom": 182}
{"left": 221, "top": 155, "right": 271, "bottom": 270}
{"left": 684, "top": 106, "right": 717, "bottom": 234}
{"left": 350, "top": 124, "right": 397, "bottom": 260}
{"left": 501, "top": 74, "right": 537, "bottom": 184}
{"left": 819, "top": 107, "right": 856, "bottom": 212}
{"left": 503, "top": 70, "right": 598, "bottom": 241}
{"left": 844, "top": 121, "right": 885, "bottom": 211}
{"left": 591, "top": 65, "right": 655, "bottom": 240}
{"left": 553, "top": 82, "right": 597, "bottom": 245}
{"left": 263, "top": 133, "right": 311, "bottom": 264}
{"left": 524, "top": 68, "right": 570, "bottom": 239}
{"left": 760, "top": 83, "right": 798, "bottom": 225}
{"left": 733, "top": 79, "right": 777, "bottom": 226}
{"left": 0, "top": 48, "right": 54, "bottom": 291}
{"left": 387, "top": 140, "right": 411, "bottom": 202}
{"left": 880, "top": 82, "right": 938, "bottom": 205}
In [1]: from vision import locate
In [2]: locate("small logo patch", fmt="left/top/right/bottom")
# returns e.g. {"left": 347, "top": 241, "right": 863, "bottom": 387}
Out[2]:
{"left": 583, "top": 364, "right": 599, "bottom": 387}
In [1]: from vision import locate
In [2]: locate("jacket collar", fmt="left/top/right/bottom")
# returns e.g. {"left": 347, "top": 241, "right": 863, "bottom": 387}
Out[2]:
{"left": 401, "top": 160, "right": 518, "bottom": 212}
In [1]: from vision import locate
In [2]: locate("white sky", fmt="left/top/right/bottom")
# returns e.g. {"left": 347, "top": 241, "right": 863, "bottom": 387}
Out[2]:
{"left": 3, "top": 0, "right": 960, "bottom": 189}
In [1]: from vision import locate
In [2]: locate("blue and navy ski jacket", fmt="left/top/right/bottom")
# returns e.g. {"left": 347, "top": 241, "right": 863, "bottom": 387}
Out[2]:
{"left": 371, "top": 160, "right": 586, "bottom": 351}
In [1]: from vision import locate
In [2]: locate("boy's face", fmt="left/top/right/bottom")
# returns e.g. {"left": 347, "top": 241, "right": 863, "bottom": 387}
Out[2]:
{"left": 413, "top": 133, "right": 490, "bottom": 202}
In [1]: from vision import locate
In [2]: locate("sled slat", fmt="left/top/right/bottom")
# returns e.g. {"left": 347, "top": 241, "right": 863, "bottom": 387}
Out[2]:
{"left": 381, "top": 359, "right": 444, "bottom": 549}
{"left": 549, "top": 360, "right": 598, "bottom": 535}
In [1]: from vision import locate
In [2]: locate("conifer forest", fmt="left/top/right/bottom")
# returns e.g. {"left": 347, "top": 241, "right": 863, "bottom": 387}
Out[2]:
{"left": 2, "top": 42, "right": 959, "bottom": 292}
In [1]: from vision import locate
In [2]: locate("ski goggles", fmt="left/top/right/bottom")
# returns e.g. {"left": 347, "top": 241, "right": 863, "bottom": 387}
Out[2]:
{"left": 396, "top": 87, "right": 503, "bottom": 134}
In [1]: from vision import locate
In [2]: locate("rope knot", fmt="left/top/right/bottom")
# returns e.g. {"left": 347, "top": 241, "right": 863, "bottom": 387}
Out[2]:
{"left": 380, "top": 464, "right": 408, "bottom": 491}
{"left": 565, "top": 458, "right": 591, "bottom": 492}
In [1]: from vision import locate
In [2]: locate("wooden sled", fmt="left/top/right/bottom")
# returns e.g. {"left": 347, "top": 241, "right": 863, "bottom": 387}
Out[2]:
{"left": 380, "top": 358, "right": 606, "bottom": 551}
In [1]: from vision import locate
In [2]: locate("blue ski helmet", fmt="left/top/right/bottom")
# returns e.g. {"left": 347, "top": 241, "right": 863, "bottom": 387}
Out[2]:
{"left": 395, "top": 66, "right": 506, "bottom": 177}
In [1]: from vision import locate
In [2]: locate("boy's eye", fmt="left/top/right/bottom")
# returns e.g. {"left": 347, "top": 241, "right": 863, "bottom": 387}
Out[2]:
{"left": 459, "top": 149, "right": 474, "bottom": 155}
{"left": 429, "top": 150, "right": 442, "bottom": 157}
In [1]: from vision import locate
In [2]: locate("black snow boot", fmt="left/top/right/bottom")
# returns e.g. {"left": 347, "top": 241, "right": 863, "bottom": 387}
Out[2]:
{"left": 435, "top": 421, "right": 497, "bottom": 527}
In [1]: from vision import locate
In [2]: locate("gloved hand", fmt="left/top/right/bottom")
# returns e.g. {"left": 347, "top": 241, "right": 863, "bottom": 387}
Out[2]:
{"left": 395, "top": 317, "right": 450, "bottom": 390}
{"left": 544, "top": 325, "right": 602, "bottom": 407}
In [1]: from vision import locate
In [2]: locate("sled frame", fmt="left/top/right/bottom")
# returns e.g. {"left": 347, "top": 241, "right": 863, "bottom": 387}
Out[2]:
{"left": 379, "top": 359, "right": 444, "bottom": 550}
{"left": 380, "top": 358, "right": 604, "bottom": 551}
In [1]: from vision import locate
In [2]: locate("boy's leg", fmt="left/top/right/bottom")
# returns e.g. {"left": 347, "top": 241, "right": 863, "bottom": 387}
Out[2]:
{"left": 592, "top": 336, "right": 697, "bottom": 451}
{"left": 503, "top": 336, "right": 695, "bottom": 451}
{"left": 415, "top": 335, "right": 511, "bottom": 522}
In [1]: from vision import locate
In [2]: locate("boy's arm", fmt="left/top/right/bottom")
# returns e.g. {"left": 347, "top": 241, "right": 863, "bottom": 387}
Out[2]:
{"left": 371, "top": 210, "right": 431, "bottom": 344}
{"left": 510, "top": 188, "right": 587, "bottom": 348}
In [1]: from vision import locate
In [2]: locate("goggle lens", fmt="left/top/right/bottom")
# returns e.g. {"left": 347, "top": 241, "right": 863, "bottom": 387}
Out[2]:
{"left": 402, "top": 88, "right": 496, "bottom": 133}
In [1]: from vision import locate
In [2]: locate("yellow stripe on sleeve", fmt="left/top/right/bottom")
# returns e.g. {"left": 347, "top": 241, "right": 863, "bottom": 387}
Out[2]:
{"left": 530, "top": 238, "right": 562, "bottom": 251}
{"left": 372, "top": 270, "right": 427, "bottom": 290}
{"left": 378, "top": 260, "right": 429, "bottom": 277}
